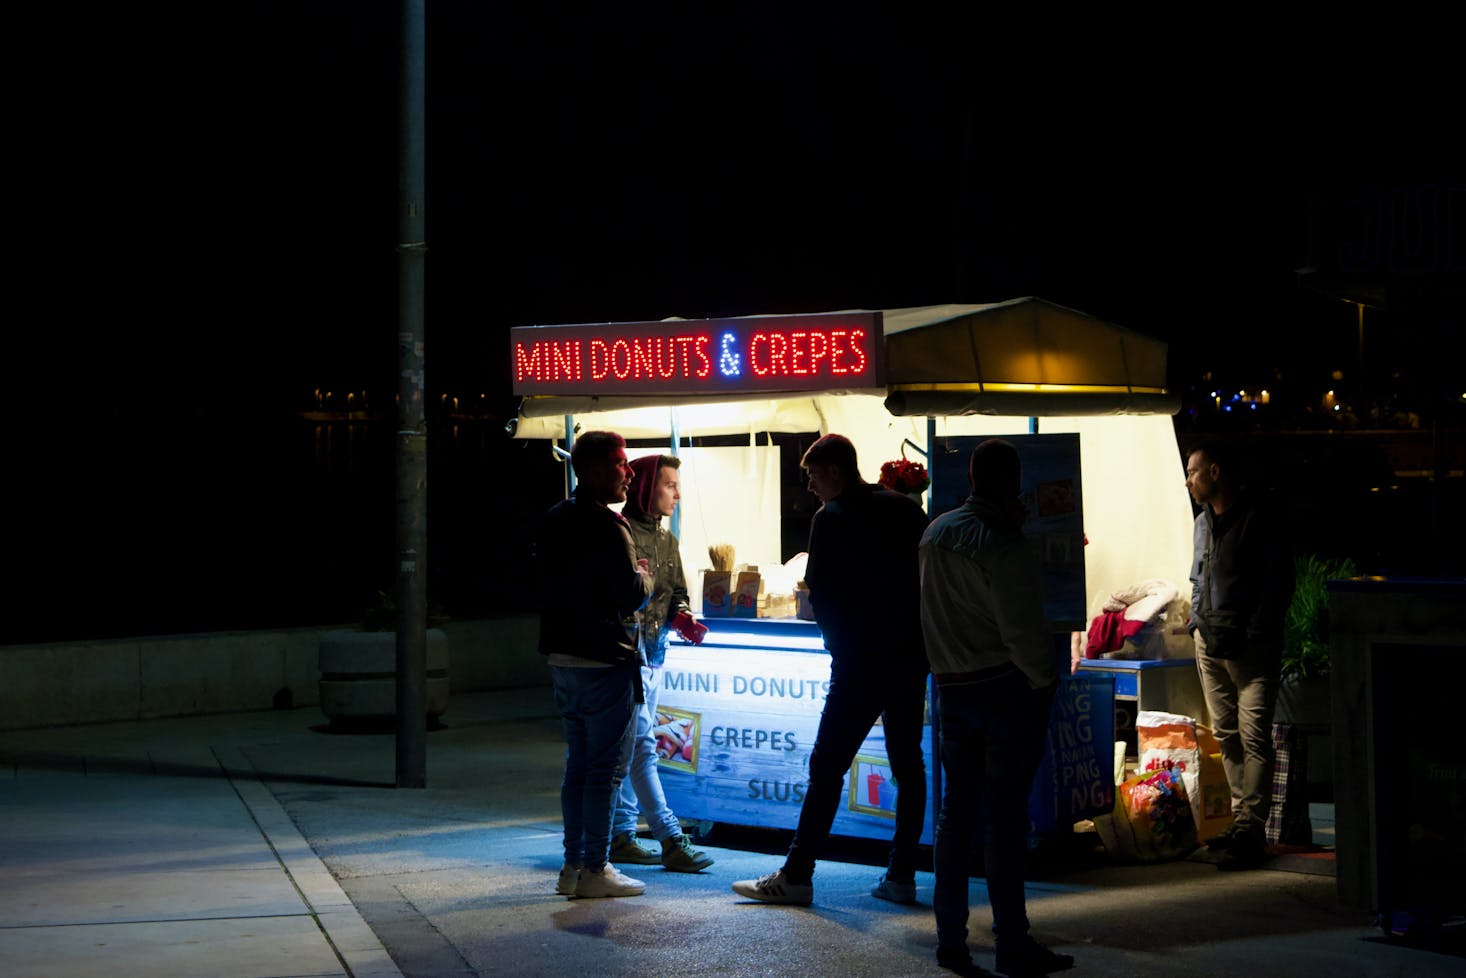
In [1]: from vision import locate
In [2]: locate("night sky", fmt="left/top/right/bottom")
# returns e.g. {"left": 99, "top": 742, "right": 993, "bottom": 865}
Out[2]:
{"left": 10, "top": 5, "right": 1460, "bottom": 643}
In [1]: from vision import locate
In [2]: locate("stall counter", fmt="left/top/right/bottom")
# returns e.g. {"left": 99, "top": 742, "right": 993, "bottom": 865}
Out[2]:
{"left": 656, "top": 618, "right": 936, "bottom": 845}
{"left": 652, "top": 619, "right": 1116, "bottom": 846}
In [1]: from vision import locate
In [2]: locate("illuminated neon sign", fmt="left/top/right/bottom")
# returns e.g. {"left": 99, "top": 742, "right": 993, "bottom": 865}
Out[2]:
{"left": 510, "top": 312, "right": 884, "bottom": 396}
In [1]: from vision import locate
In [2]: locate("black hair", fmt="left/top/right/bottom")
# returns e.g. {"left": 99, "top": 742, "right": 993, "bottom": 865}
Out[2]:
{"left": 969, "top": 438, "right": 1021, "bottom": 501}
{"left": 800, "top": 433, "right": 859, "bottom": 479}
{"left": 570, "top": 430, "right": 625, "bottom": 478}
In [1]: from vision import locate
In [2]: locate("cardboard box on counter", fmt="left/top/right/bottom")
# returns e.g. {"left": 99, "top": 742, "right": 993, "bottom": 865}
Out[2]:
{"left": 731, "top": 570, "right": 761, "bottom": 619}
{"left": 759, "top": 592, "right": 797, "bottom": 618}
{"left": 702, "top": 570, "right": 732, "bottom": 617}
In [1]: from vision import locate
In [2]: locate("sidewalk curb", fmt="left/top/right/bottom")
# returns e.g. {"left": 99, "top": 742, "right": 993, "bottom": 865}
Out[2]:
{"left": 214, "top": 746, "right": 404, "bottom": 978}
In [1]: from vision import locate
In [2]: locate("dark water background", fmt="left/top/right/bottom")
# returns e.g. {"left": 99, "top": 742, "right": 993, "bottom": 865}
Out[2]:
{"left": 8, "top": 405, "right": 1461, "bottom": 647}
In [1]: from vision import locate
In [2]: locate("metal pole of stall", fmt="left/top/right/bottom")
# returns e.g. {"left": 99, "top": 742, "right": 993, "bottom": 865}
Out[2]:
{"left": 926, "top": 415, "right": 940, "bottom": 815}
{"left": 394, "top": 0, "right": 428, "bottom": 789}
{"left": 564, "top": 415, "right": 577, "bottom": 496}
{"left": 669, "top": 410, "right": 681, "bottom": 540}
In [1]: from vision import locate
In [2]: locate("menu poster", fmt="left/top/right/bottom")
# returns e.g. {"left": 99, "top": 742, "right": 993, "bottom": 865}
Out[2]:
{"left": 929, "top": 433, "right": 1086, "bottom": 630}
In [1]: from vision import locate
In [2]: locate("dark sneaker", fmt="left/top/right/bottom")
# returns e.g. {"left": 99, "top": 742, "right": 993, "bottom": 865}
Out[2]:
{"left": 609, "top": 831, "right": 661, "bottom": 865}
{"left": 938, "top": 944, "right": 992, "bottom": 976}
{"left": 1204, "top": 822, "right": 1241, "bottom": 851}
{"left": 1216, "top": 829, "right": 1268, "bottom": 871}
{"left": 871, "top": 874, "right": 918, "bottom": 904}
{"left": 994, "top": 937, "right": 1074, "bottom": 977}
{"left": 661, "top": 834, "right": 714, "bottom": 872}
{"left": 731, "top": 869, "right": 813, "bottom": 905}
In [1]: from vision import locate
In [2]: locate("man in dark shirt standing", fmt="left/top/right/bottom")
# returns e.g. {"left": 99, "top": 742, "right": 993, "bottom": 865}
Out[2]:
{"left": 732, "top": 433, "right": 929, "bottom": 906}
{"left": 1185, "top": 443, "right": 1295, "bottom": 870}
{"left": 537, "top": 430, "right": 653, "bottom": 898}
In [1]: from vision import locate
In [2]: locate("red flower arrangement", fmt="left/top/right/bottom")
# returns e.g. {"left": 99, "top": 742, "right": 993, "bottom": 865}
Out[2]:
{"left": 879, "top": 458, "right": 930, "bottom": 494}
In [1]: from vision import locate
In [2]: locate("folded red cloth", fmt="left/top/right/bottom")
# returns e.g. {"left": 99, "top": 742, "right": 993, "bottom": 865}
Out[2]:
{"left": 1085, "top": 609, "right": 1145, "bottom": 657}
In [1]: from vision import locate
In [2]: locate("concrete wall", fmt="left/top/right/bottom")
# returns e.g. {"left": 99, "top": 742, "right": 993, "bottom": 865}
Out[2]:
{"left": 0, "top": 615, "right": 543, "bottom": 731}
{"left": 441, "top": 616, "right": 545, "bottom": 691}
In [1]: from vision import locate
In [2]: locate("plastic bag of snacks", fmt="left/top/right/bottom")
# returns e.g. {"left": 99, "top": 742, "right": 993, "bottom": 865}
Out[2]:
{"left": 1103, "top": 767, "right": 1198, "bottom": 861}
{"left": 1136, "top": 710, "right": 1203, "bottom": 832}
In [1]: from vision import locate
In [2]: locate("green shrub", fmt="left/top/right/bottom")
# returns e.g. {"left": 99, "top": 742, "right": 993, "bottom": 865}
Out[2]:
{"left": 1282, "top": 554, "right": 1358, "bottom": 682}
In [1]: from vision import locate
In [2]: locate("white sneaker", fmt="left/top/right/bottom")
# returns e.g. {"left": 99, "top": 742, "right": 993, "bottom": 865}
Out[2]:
{"left": 731, "top": 869, "right": 813, "bottom": 906}
{"left": 555, "top": 862, "right": 580, "bottom": 896}
{"left": 574, "top": 862, "right": 645, "bottom": 898}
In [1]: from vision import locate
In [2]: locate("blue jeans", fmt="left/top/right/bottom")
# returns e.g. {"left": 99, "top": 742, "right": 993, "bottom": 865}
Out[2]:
{"left": 551, "top": 664, "right": 639, "bottom": 872}
{"left": 933, "top": 671, "right": 1055, "bottom": 950}
{"left": 613, "top": 665, "right": 682, "bottom": 842}
{"left": 783, "top": 660, "right": 928, "bottom": 883}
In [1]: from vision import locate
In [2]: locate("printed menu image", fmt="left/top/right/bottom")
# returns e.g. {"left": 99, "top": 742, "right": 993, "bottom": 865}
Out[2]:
{"left": 848, "top": 754, "right": 898, "bottom": 819}
{"left": 653, "top": 706, "right": 701, "bottom": 774}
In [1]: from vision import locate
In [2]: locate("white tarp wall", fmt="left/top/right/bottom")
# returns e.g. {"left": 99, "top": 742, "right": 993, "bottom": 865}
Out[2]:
{"left": 817, "top": 397, "right": 1195, "bottom": 605}
{"left": 529, "top": 397, "right": 1194, "bottom": 615}
{"left": 954, "top": 414, "right": 1194, "bottom": 605}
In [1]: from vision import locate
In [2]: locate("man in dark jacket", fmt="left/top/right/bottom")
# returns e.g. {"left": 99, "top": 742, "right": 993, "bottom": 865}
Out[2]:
{"left": 1185, "top": 443, "right": 1295, "bottom": 869}
{"left": 609, "top": 453, "right": 714, "bottom": 873}
{"left": 921, "top": 439, "right": 1072, "bottom": 977}
{"left": 732, "top": 433, "right": 929, "bottom": 906}
{"left": 538, "top": 430, "right": 653, "bottom": 899}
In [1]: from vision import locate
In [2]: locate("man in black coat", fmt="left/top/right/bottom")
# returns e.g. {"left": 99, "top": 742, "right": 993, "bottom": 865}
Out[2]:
{"left": 732, "top": 433, "right": 929, "bottom": 906}
{"left": 537, "top": 430, "right": 653, "bottom": 898}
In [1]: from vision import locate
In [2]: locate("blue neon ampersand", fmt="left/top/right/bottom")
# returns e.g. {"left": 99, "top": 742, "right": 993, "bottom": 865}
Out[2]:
{"left": 719, "top": 332, "right": 742, "bottom": 377}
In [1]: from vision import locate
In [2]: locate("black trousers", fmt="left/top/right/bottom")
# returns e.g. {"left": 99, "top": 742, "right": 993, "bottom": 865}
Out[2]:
{"left": 783, "top": 659, "right": 928, "bottom": 882}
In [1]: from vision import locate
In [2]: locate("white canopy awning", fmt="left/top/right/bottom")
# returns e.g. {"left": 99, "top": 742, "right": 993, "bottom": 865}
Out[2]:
{"left": 513, "top": 297, "right": 1175, "bottom": 438}
{"left": 509, "top": 299, "right": 1194, "bottom": 607}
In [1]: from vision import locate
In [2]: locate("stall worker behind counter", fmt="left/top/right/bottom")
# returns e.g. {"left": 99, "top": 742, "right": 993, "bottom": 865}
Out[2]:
{"left": 919, "top": 438, "right": 1073, "bottom": 977}
{"left": 1185, "top": 442, "right": 1295, "bottom": 871}
{"left": 536, "top": 430, "right": 653, "bottom": 899}
{"left": 607, "top": 452, "right": 715, "bottom": 874}
{"left": 732, "top": 432, "right": 929, "bottom": 907}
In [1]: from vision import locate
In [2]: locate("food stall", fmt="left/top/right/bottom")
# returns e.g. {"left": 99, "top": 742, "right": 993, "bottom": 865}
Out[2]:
{"left": 511, "top": 297, "right": 1197, "bottom": 843}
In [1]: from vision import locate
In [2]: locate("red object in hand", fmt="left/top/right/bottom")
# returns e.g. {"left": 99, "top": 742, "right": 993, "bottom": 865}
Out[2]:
{"left": 672, "top": 611, "right": 707, "bottom": 645}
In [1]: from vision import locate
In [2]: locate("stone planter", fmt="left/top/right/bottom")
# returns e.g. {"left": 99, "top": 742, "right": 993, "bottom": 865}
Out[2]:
{"left": 318, "top": 628, "right": 450, "bottom": 722}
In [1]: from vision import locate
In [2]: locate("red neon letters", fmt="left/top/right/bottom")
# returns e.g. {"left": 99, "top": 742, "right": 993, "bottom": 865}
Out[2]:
{"left": 748, "top": 329, "right": 866, "bottom": 377}
{"left": 515, "top": 339, "right": 583, "bottom": 383}
{"left": 588, "top": 335, "right": 711, "bottom": 381}
{"left": 512, "top": 318, "right": 876, "bottom": 395}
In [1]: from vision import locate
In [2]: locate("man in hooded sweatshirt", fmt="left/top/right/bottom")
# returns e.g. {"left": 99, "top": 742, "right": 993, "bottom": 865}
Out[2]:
{"left": 608, "top": 453, "right": 715, "bottom": 873}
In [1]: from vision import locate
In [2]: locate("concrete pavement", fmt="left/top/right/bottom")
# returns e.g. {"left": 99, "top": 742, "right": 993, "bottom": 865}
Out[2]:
{"left": 2, "top": 688, "right": 1461, "bottom": 978}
